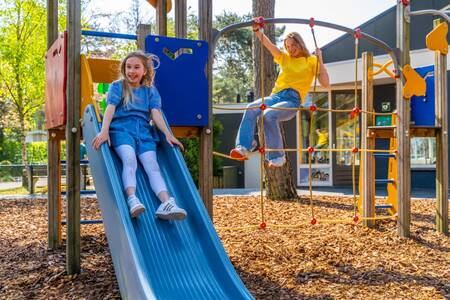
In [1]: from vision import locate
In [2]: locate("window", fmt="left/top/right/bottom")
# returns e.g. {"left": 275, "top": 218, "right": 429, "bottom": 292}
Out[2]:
{"left": 411, "top": 137, "right": 436, "bottom": 168}
{"left": 334, "top": 91, "right": 360, "bottom": 166}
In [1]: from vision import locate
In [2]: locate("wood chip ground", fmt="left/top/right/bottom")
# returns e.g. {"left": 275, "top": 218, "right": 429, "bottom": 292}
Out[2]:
{"left": 0, "top": 195, "right": 449, "bottom": 299}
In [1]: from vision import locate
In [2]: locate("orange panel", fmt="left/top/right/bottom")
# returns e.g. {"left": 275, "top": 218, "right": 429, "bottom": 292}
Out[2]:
{"left": 87, "top": 58, "right": 121, "bottom": 83}
{"left": 45, "top": 32, "right": 67, "bottom": 129}
{"left": 146, "top": 0, "right": 172, "bottom": 12}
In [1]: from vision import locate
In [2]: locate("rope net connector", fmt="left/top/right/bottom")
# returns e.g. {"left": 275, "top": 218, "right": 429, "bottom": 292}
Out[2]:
{"left": 309, "top": 104, "right": 317, "bottom": 112}
{"left": 253, "top": 16, "right": 265, "bottom": 31}
{"left": 259, "top": 222, "right": 267, "bottom": 229}
{"left": 310, "top": 218, "right": 317, "bottom": 225}
{"left": 354, "top": 28, "right": 362, "bottom": 39}
{"left": 350, "top": 107, "right": 361, "bottom": 118}
{"left": 260, "top": 103, "right": 267, "bottom": 111}
{"left": 307, "top": 146, "right": 315, "bottom": 153}
{"left": 258, "top": 147, "right": 265, "bottom": 154}
{"left": 353, "top": 215, "right": 359, "bottom": 223}
{"left": 393, "top": 68, "right": 401, "bottom": 79}
{"left": 401, "top": 0, "right": 409, "bottom": 6}
{"left": 352, "top": 147, "right": 359, "bottom": 154}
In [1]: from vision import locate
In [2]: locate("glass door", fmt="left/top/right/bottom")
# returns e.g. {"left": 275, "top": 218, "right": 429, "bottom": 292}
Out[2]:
{"left": 332, "top": 90, "right": 361, "bottom": 185}
{"left": 298, "top": 92, "right": 332, "bottom": 186}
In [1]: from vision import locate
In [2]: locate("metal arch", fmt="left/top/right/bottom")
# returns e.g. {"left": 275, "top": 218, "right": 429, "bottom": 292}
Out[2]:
{"left": 409, "top": 9, "right": 450, "bottom": 23}
{"left": 211, "top": 17, "right": 399, "bottom": 72}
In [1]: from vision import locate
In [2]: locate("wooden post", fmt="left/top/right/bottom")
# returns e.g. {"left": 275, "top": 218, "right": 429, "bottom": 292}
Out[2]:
{"left": 47, "top": 0, "right": 62, "bottom": 249}
{"left": 198, "top": 0, "right": 213, "bottom": 217}
{"left": 175, "top": 0, "right": 187, "bottom": 38}
{"left": 434, "top": 19, "right": 449, "bottom": 235}
{"left": 361, "top": 51, "right": 375, "bottom": 227}
{"left": 396, "top": 0, "right": 411, "bottom": 237}
{"left": 66, "top": 0, "right": 81, "bottom": 274}
{"left": 156, "top": 0, "right": 167, "bottom": 36}
{"left": 137, "top": 24, "right": 151, "bottom": 51}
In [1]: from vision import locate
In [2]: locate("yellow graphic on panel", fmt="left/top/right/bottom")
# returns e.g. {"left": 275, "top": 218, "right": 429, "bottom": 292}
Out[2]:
{"left": 426, "top": 21, "right": 448, "bottom": 54}
{"left": 402, "top": 64, "right": 426, "bottom": 99}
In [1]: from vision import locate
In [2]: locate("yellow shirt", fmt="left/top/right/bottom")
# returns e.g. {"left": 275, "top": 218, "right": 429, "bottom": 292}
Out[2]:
{"left": 317, "top": 131, "right": 328, "bottom": 146}
{"left": 272, "top": 51, "right": 320, "bottom": 102}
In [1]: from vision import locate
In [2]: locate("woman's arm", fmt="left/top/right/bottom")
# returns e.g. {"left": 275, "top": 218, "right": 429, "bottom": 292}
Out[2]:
{"left": 315, "top": 48, "right": 330, "bottom": 88}
{"left": 151, "top": 109, "right": 184, "bottom": 151}
{"left": 92, "top": 104, "right": 116, "bottom": 150}
{"left": 254, "top": 29, "right": 281, "bottom": 58}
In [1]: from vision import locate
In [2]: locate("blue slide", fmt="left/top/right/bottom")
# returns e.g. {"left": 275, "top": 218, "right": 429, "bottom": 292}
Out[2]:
{"left": 83, "top": 105, "right": 253, "bottom": 299}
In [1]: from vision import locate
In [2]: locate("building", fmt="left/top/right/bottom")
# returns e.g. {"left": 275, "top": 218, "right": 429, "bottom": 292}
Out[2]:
{"left": 214, "top": 1, "right": 450, "bottom": 189}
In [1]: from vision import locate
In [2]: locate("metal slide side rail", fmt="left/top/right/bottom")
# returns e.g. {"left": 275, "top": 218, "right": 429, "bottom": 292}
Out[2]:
{"left": 211, "top": 18, "right": 399, "bottom": 73}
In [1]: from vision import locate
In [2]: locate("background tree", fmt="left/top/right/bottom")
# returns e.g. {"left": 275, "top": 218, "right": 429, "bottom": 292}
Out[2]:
{"left": 0, "top": 0, "right": 47, "bottom": 165}
{"left": 252, "top": 0, "right": 298, "bottom": 200}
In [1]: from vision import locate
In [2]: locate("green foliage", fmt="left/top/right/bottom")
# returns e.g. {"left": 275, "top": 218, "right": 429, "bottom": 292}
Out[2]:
{"left": 0, "top": 128, "right": 21, "bottom": 163}
{"left": 212, "top": 12, "right": 253, "bottom": 104}
{"left": 26, "top": 142, "right": 47, "bottom": 163}
{"left": 180, "top": 119, "right": 223, "bottom": 186}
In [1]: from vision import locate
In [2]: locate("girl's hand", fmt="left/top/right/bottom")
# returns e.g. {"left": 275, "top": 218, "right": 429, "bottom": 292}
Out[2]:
{"left": 92, "top": 130, "right": 110, "bottom": 150}
{"left": 315, "top": 48, "right": 323, "bottom": 62}
{"left": 165, "top": 134, "right": 184, "bottom": 151}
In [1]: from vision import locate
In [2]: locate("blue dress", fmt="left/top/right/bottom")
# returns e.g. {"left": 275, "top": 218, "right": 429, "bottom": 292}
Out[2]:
{"left": 107, "top": 80, "right": 162, "bottom": 155}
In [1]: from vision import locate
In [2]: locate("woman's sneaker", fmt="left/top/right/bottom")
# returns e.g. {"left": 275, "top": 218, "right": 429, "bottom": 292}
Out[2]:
{"left": 230, "top": 145, "right": 249, "bottom": 161}
{"left": 268, "top": 156, "right": 286, "bottom": 168}
{"left": 156, "top": 198, "right": 187, "bottom": 220}
{"left": 127, "top": 196, "right": 145, "bottom": 218}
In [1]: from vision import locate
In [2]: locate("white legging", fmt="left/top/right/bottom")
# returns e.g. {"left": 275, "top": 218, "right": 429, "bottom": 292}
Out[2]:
{"left": 115, "top": 145, "right": 167, "bottom": 196}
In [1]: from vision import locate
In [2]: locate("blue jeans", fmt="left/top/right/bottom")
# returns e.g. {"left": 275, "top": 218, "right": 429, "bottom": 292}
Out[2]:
{"left": 235, "top": 88, "right": 301, "bottom": 161}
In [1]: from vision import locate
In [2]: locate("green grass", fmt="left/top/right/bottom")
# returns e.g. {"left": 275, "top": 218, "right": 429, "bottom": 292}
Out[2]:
{"left": 0, "top": 186, "right": 47, "bottom": 196}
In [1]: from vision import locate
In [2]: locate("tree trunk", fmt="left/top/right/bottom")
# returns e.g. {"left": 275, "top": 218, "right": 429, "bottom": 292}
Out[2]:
{"left": 252, "top": 0, "right": 298, "bottom": 200}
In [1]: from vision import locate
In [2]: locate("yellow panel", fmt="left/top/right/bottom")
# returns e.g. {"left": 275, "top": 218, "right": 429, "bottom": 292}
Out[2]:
{"left": 80, "top": 55, "right": 101, "bottom": 122}
{"left": 402, "top": 64, "right": 426, "bottom": 99}
{"left": 87, "top": 58, "right": 121, "bottom": 84}
{"left": 426, "top": 22, "right": 448, "bottom": 54}
{"left": 146, "top": 0, "right": 172, "bottom": 12}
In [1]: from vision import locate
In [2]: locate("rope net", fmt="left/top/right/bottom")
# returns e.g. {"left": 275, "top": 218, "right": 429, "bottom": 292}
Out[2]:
{"left": 212, "top": 21, "right": 398, "bottom": 230}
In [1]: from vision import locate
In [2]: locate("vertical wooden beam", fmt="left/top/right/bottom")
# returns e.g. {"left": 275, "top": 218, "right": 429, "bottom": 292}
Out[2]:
{"left": 137, "top": 24, "right": 151, "bottom": 51}
{"left": 47, "top": 0, "right": 58, "bottom": 47}
{"left": 47, "top": 0, "right": 61, "bottom": 249}
{"left": 434, "top": 19, "right": 449, "bottom": 235}
{"left": 48, "top": 131, "right": 62, "bottom": 248}
{"left": 396, "top": 0, "right": 411, "bottom": 237}
{"left": 198, "top": 0, "right": 213, "bottom": 217}
{"left": 361, "top": 52, "right": 375, "bottom": 228}
{"left": 156, "top": 0, "right": 168, "bottom": 36}
{"left": 66, "top": 0, "right": 81, "bottom": 274}
{"left": 175, "top": 0, "right": 187, "bottom": 38}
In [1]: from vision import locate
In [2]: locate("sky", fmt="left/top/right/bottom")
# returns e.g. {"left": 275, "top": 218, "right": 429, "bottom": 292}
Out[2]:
{"left": 86, "top": 0, "right": 396, "bottom": 48}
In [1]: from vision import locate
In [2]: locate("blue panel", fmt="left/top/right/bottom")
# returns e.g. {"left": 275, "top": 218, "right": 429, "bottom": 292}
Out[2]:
{"left": 145, "top": 35, "right": 209, "bottom": 126}
{"left": 82, "top": 105, "right": 252, "bottom": 300}
{"left": 411, "top": 65, "right": 435, "bottom": 126}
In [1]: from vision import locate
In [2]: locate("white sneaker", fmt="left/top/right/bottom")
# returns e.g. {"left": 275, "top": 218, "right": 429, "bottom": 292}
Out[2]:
{"left": 127, "top": 196, "right": 145, "bottom": 218}
{"left": 268, "top": 156, "right": 286, "bottom": 168}
{"left": 155, "top": 198, "right": 187, "bottom": 220}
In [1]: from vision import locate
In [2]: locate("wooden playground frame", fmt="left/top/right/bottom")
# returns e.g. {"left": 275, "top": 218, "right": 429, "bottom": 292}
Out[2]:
{"left": 45, "top": 0, "right": 448, "bottom": 275}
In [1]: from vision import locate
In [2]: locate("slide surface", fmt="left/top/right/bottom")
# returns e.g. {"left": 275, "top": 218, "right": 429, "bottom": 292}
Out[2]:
{"left": 83, "top": 105, "right": 253, "bottom": 300}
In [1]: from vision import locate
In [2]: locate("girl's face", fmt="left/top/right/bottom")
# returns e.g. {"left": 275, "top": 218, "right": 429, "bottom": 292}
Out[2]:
{"left": 125, "top": 57, "right": 147, "bottom": 87}
{"left": 285, "top": 38, "right": 301, "bottom": 57}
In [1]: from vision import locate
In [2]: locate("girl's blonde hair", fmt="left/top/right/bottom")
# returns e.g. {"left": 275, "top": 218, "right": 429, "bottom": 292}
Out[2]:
{"left": 284, "top": 32, "right": 311, "bottom": 57}
{"left": 120, "top": 51, "right": 159, "bottom": 106}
